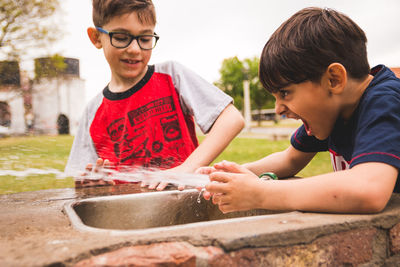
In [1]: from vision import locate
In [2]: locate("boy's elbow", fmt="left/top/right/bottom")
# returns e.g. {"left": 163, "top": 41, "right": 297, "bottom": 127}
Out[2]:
{"left": 225, "top": 104, "right": 245, "bottom": 131}
{"left": 233, "top": 106, "right": 245, "bottom": 129}
{"left": 358, "top": 190, "right": 391, "bottom": 213}
{"left": 237, "top": 115, "right": 245, "bottom": 130}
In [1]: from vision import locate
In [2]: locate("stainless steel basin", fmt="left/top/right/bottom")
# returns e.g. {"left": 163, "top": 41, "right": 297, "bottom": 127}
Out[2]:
{"left": 64, "top": 189, "right": 287, "bottom": 233}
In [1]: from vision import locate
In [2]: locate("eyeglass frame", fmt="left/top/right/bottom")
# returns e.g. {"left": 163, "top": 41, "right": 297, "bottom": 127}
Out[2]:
{"left": 95, "top": 27, "right": 160, "bottom": 50}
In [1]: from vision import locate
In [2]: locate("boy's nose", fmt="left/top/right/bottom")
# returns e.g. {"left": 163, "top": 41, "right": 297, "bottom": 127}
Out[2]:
{"left": 275, "top": 101, "right": 287, "bottom": 116}
{"left": 126, "top": 39, "right": 141, "bottom": 52}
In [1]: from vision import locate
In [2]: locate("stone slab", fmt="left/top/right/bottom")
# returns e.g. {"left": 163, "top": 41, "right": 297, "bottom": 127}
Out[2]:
{"left": 0, "top": 185, "right": 399, "bottom": 266}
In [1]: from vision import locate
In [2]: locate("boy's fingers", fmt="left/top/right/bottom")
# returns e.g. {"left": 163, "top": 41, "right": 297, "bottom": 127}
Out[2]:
{"left": 103, "top": 159, "right": 112, "bottom": 169}
{"left": 206, "top": 180, "right": 229, "bottom": 194}
{"left": 209, "top": 172, "right": 231, "bottom": 183}
{"left": 106, "top": 180, "right": 116, "bottom": 186}
{"left": 95, "top": 158, "right": 103, "bottom": 168}
{"left": 195, "top": 166, "right": 216, "bottom": 175}
{"left": 85, "top": 163, "right": 93, "bottom": 172}
{"left": 202, "top": 190, "right": 212, "bottom": 200}
{"left": 177, "top": 184, "right": 185, "bottom": 191}
{"left": 92, "top": 158, "right": 103, "bottom": 172}
{"left": 214, "top": 160, "right": 250, "bottom": 174}
{"left": 218, "top": 203, "right": 232, "bottom": 214}
{"left": 156, "top": 182, "right": 168, "bottom": 191}
{"left": 148, "top": 182, "right": 159, "bottom": 190}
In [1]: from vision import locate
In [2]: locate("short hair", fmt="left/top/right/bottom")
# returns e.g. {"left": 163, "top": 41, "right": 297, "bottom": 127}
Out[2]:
{"left": 92, "top": 0, "right": 156, "bottom": 27}
{"left": 259, "top": 7, "right": 370, "bottom": 93}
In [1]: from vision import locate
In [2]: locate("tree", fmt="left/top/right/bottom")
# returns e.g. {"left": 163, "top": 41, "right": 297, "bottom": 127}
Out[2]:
{"left": 215, "top": 56, "right": 275, "bottom": 125}
{"left": 0, "top": 0, "right": 61, "bottom": 59}
{"left": 243, "top": 57, "right": 275, "bottom": 125}
{"left": 34, "top": 54, "right": 67, "bottom": 80}
{"left": 214, "top": 56, "right": 245, "bottom": 109}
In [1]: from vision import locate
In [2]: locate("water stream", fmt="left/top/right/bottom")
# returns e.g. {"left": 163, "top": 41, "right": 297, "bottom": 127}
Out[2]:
{"left": 82, "top": 168, "right": 210, "bottom": 188}
{"left": 0, "top": 166, "right": 210, "bottom": 188}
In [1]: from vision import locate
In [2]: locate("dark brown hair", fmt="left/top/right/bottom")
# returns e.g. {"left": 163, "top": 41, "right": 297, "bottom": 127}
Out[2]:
{"left": 92, "top": 0, "right": 156, "bottom": 27}
{"left": 259, "top": 7, "right": 370, "bottom": 93}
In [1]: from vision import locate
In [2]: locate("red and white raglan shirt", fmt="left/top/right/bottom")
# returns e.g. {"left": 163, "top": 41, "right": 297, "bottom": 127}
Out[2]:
{"left": 65, "top": 61, "right": 233, "bottom": 176}
{"left": 290, "top": 65, "right": 400, "bottom": 192}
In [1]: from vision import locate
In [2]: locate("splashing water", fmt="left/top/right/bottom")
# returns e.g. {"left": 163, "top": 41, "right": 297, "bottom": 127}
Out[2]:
{"left": 77, "top": 168, "right": 210, "bottom": 188}
{"left": 197, "top": 188, "right": 205, "bottom": 203}
{"left": 0, "top": 168, "right": 68, "bottom": 179}
{"left": 0, "top": 166, "right": 210, "bottom": 189}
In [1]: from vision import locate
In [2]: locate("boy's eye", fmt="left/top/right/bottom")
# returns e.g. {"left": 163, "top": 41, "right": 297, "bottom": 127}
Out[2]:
{"left": 113, "top": 33, "right": 129, "bottom": 42}
{"left": 279, "top": 90, "right": 289, "bottom": 98}
{"left": 139, "top": 36, "right": 152, "bottom": 43}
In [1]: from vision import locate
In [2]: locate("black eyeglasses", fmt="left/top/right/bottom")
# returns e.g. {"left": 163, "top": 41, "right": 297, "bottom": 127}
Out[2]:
{"left": 96, "top": 27, "right": 159, "bottom": 50}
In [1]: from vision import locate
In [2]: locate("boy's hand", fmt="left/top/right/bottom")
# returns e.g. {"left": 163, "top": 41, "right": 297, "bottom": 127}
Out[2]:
{"left": 140, "top": 166, "right": 182, "bottom": 191}
{"left": 205, "top": 160, "right": 262, "bottom": 213}
{"left": 75, "top": 158, "right": 116, "bottom": 188}
{"left": 141, "top": 165, "right": 201, "bottom": 191}
{"left": 195, "top": 166, "right": 217, "bottom": 200}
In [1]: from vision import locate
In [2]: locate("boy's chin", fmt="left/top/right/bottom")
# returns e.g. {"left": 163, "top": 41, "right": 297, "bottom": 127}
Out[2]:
{"left": 313, "top": 132, "right": 330, "bottom": 140}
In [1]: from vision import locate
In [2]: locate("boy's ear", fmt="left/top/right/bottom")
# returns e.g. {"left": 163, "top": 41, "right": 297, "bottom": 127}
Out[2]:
{"left": 87, "top": 27, "right": 103, "bottom": 49}
{"left": 326, "top": 63, "right": 347, "bottom": 94}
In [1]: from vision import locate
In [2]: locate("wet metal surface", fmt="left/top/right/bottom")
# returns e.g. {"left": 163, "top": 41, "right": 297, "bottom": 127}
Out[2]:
{"left": 65, "top": 189, "right": 287, "bottom": 233}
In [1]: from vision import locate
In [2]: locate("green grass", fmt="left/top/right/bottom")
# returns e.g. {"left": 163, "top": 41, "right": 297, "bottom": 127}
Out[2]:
{"left": 208, "top": 137, "right": 332, "bottom": 177}
{"left": 0, "top": 134, "right": 331, "bottom": 195}
{"left": 0, "top": 135, "right": 75, "bottom": 194}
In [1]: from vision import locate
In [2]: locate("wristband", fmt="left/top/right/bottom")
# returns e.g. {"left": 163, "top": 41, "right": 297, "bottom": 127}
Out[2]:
{"left": 259, "top": 172, "right": 278, "bottom": 180}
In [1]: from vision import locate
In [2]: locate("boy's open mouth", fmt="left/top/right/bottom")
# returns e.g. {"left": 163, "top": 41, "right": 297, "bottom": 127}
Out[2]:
{"left": 286, "top": 113, "right": 312, "bottom": 136}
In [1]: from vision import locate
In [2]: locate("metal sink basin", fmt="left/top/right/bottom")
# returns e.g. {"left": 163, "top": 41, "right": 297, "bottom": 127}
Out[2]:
{"left": 64, "top": 189, "right": 288, "bottom": 234}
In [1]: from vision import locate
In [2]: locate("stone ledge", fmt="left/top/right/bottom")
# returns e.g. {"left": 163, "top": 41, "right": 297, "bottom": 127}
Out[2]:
{"left": 1, "top": 187, "right": 400, "bottom": 266}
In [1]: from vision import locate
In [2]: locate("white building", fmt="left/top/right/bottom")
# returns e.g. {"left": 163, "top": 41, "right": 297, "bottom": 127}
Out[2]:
{"left": 0, "top": 58, "right": 85, "bottom": 136}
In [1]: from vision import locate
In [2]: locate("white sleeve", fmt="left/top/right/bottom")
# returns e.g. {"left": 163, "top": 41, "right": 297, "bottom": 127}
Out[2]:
{"left": 155, "top": 61, "right": 233, "bottom": 133}
{"left": 64, "top": 93, "right": 103, "bottom": 176}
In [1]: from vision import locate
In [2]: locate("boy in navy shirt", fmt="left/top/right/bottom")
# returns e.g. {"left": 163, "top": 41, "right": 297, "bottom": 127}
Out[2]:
{"left": 202, "top": 7, "right": 400, "bottom": 213}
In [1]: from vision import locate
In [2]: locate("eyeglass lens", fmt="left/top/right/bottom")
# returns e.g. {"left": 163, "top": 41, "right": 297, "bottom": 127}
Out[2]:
{"left": 111, "top": 33, "right": 156, "bottom": 49}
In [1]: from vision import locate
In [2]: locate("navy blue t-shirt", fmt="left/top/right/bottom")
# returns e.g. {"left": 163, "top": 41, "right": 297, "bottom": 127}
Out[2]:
{"left": 291, "top": 65, "right": 400, "bottom": 192}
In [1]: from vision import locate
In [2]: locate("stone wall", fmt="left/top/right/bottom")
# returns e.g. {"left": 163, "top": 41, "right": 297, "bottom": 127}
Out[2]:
{"left": 74, "top": 224, "right": 400, "bottom": 266}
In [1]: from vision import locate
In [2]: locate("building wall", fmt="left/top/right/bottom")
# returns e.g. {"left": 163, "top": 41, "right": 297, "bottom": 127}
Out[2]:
{"left": 0, "top": 89, "right": 25, "bottom": 134}
{"left": 32, "top": 76, "right": 85, "bottom": 135}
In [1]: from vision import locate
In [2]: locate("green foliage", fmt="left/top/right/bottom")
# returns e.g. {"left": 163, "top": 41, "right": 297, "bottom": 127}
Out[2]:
{"left": 215, "top": 56, "right": 275, "bottom": 114}
{"left": 0, "top": 0, "right": 61, "bottom": 59}
{"left": 215, "top": 56, "right": 245, "bottom": 109}
{"left": 34, "top": 54, "right": 67, "bottom": 80}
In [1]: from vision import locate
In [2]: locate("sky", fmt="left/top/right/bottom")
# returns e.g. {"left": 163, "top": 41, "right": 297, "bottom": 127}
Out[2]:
{"left": 34, "top": 0, "right": 400, "bottom": 102}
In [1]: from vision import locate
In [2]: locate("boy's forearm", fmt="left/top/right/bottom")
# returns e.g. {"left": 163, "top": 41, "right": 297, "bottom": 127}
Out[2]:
{"left": 255, "top": 162, "right": 397, "bottom": 213}
{"left": 180, "top": 104, "right": 244, "bottom": 172}
{"left": 243, "top": 146, "right": 315, "bottom": 178}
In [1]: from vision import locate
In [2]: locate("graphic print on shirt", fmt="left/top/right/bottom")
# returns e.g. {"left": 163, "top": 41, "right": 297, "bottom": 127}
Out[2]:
{"left": 127, "top": 96, "right": 175, "bottom": 126}
{"left": 329, "top": 149, "right": 350, "bottom": 171}
{"left": 104, "top": 95, "right": 188, "bottom": 169}
{"left": 160, "top": 114, "right": 182, "bottom": 141}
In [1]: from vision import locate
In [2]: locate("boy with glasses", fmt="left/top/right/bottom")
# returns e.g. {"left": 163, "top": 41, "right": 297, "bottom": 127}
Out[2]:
{"left": 65, "top": 0, "right": 244, "bottom": 189}
{"left": 202, "top": 7, "right": 400, "bottom": 214}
